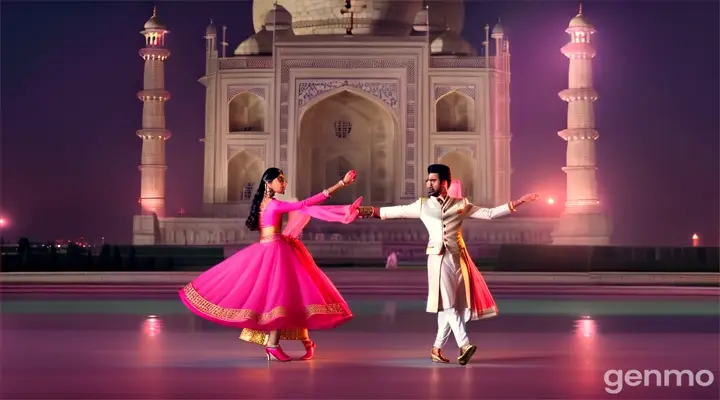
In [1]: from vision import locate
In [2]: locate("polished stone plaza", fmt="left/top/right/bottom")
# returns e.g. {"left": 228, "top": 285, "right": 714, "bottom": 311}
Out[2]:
{"left": 1, "top": 287, "right": 718, "bottom": 399}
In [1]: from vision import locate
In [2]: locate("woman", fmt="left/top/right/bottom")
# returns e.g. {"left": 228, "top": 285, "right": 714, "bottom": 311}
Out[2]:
{"left": 179, "top": 167, "right": 361, "bottom": 362}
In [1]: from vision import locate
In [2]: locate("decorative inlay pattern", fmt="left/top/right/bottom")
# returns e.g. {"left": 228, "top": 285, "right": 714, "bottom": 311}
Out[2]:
{"left": 227, "top": 87, "right": 266, "bottom": 101}
{"left": 280, "top": 58, "right": 417, "bottom": 197}
{"left": 227, "top": 145, "right": 266, "bottom": 161}
{"left": 429, "top": 57, "right": 490, "bottom": 69}
{"left": 434, "top": 145, "right": 477, "bottom": 160}
{"left": 219, "top": 58, "right": 273, "bottom": 70}
{"left": 297, "top": 80, "right": 399, "bottom": 110}
{"left": 434, "top": 85, "right": 476, "bottom": 101}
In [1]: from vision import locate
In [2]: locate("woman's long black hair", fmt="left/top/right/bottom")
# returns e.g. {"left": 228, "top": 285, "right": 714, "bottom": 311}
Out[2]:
{"left": 245, "top": 167, "right": 283, "bottom": 231}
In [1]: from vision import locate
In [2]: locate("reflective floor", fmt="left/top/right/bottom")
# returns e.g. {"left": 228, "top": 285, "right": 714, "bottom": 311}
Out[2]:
{"left": 2, "top": 291, "right": 719, "bottom": 399}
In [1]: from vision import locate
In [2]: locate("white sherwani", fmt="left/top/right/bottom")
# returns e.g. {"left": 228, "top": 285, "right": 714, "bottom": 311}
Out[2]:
{"left": 379, "top": 196, "right": 511, "bottom": 348}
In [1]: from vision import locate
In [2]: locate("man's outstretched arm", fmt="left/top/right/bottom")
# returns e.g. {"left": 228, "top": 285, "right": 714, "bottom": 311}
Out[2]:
{"left": 358, "top": 198, "right": 423, "bottom": 220}
{"left": 466, "top": 193, "right": 540, "bottom": 220}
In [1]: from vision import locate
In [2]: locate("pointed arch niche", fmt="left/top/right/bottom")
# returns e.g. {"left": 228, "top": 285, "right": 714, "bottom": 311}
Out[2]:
{"left": 436, "top": 90, "right": 475, "bottom": 132}
{"left": 228, "top": 91, "right": 266, "bottom": 133}
{"left": 227, "top": 150, "right": 264, "bottom": 202}
{"left": 296, "top": 88, "right": 398, "bottom": 205}
{"left": 438, "top": 150, "right": 475, "bottom": 199}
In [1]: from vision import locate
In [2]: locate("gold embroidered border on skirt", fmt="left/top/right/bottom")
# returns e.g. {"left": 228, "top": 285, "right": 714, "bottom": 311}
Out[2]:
{"left": 182, "top": 283, "right": 350, "bottom": 325}
{"left": 239, "top": 328, "right": 309, "bottom": 346}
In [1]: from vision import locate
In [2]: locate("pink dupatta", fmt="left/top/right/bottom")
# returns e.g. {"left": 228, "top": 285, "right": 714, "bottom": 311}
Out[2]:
{"left": 449, "top": 179, "right": 498, "bottom": 320}
{"left": 282, "top": 197, "right": 363, "bottom": 239}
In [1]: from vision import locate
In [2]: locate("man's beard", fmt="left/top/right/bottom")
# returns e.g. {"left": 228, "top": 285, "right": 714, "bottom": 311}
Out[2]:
{"left": 427, "top": 187, "right": 441, "bottom": 197}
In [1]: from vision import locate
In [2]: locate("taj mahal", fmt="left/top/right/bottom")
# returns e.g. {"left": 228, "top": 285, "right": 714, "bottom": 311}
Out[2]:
{"left": 132, "top": 1, "right": 612, "bottom": 259}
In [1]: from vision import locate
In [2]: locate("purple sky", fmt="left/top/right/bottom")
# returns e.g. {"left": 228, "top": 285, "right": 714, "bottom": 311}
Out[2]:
{"left": 1, "top": 1, "right": 718, "bottom": 246}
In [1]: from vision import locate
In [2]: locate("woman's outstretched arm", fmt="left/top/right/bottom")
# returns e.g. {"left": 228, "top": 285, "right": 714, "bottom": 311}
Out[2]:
{"left": 273, "top": 170, "right": 357, "bottom": 213}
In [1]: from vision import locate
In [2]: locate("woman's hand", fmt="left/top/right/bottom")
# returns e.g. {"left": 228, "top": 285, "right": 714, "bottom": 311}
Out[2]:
{"left": 342, "top": 170, "right": 357, "bottom": 185}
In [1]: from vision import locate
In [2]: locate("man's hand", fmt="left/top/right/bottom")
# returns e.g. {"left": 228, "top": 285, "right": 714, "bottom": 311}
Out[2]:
{"left": 357, "top": 206, "right": 379, "bottom": 219}
{"left": 509, "top": 193, "right": 540, "bottom": 212}
{"left": 519, "top": 193, "right": 540, "bottom": 203}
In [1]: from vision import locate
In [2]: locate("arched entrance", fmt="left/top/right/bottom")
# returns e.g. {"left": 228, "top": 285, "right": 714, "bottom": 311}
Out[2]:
{"left": 296, "top": 89, "right": 396, "bottom": 205}
{"left": 227, "top": 150, "right": 264, "bottom": 202}
{"left": 228, "top": 92, "right": 265, "bottom": 133}
{"left": 436, "top": 91, "right": 475, "bottom": 132}
{"left": 438, "top": 150, "right": 475, "bottom": 200}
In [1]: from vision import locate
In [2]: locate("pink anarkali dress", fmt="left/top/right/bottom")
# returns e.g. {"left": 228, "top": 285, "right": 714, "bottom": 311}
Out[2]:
{"left": 179, "top": 191, "right": 362, "bottom": 351}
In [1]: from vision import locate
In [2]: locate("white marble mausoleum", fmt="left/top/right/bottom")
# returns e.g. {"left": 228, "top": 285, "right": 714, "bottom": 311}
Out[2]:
{"left": 132, "top": 1, "right": 611, "bottom": 258}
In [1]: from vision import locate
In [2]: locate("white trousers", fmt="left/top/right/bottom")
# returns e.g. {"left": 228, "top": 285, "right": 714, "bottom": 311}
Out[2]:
{"left": 430, "top": 252, "right": 470, "bottom": 349}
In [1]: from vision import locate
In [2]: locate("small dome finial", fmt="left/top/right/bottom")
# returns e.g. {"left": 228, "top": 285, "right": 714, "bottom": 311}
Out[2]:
{"left": 152, "top": 6, "right": 157, "bottom": 18}
{"left": 578, "top": 2, "right": 583, "bottom": 15}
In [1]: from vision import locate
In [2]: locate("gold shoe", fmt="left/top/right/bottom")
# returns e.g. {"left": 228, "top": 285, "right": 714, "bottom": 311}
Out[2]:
{"left": 430, "top": 347, "right": 450, "bottom": 363}
{"left": 457, "top": 344, "right": 477, "bottom": 366}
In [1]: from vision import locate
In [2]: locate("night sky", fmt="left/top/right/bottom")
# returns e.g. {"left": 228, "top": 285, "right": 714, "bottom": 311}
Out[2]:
{"left": 1, "top": 1, "right": 718, "bottom": 246}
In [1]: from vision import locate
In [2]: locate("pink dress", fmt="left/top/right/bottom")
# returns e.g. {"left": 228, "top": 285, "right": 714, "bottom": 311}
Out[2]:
{"left": 179, "top": 192, "right": 361, "bottom": 331}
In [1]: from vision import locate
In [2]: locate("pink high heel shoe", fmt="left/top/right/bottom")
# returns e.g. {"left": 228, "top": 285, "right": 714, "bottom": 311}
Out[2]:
{"left": 265, "top": 345, "right": 292, "bottom": 362}
{"left": 298, "top": 340, "right": 316, "bottom": 361}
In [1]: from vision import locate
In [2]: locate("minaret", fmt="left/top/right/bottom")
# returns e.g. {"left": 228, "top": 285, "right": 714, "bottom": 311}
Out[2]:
{"left": 552, "top": 4, "right": 612, "bottom": 245}
{"left": 491, "top": 20, "right": 512, "bottom": 205}
{"left": 136, "top": 7, "right": 171, "bottom": 217}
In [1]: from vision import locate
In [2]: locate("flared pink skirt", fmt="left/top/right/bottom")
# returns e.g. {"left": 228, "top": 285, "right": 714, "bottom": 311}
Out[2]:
{"left": 179, "top": 235, "right": 353, "bottom": 331}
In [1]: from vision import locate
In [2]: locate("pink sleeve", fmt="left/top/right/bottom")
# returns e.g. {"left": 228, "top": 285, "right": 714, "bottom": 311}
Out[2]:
{"left": 273, "top": 192, "right": 329, "bottom": 213}
{"left": 283, "top": 196, "right": 363, "bottom": 239}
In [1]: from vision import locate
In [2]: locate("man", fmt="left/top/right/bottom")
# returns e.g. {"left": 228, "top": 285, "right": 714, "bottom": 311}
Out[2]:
{"left": 358, "top": 164, "right": 539, "bottom": 365}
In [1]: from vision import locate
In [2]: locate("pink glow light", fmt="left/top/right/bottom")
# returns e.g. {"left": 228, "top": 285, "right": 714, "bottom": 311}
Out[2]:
{"left": 692, "top": 233, "right": 700, "bottom": 247}
{"left": 574, "top": 316, "right": 597, "bottom": 338}
{"left": 142, "top": 315, "right": 163, "bottom": 337}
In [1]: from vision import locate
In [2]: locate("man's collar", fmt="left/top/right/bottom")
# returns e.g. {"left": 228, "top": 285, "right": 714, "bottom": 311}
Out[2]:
{"left": 432, "top": 194, "right": 448, "bottom": 204}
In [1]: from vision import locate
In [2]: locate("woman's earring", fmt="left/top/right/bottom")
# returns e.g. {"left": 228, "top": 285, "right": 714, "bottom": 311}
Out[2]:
{"left": 264, "top": 185, "right": 274, "bottom": 198}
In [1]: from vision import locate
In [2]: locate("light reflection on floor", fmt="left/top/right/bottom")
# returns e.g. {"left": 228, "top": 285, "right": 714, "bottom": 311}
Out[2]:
{"left": 1, "top": 294, "right": 718, "bottom": 399}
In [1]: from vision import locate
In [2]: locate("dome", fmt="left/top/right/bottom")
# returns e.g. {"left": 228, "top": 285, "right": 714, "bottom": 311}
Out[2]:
{"left": 426, "top": 0, "right": 465, "bottom": 34}
{"left": 234, "top": 23, "right": 294, "bottom": 56}
{"left": 144, "top": 7, "right": 166, "bottom": 30}
{"left": 264, "top": 5, "right": 292, "bottom": 31}
{"left": 568, "top": 13, "right": 592, "bottom": 29}
{"left": 205, "top": 21, "right": 217, "bottom": 36}
{"left": 430, "top": 29, "right": 475, "bottom": 56}
{"left": 413, "top": 8, "right": 428, "bottom": 32}
{"left": 568, "top": 4, "right": 593, "bottom": 29}
{"left": 492, "top": 21, "right": 504, "bottom": 35}
{"left": 252, "top": 0, "right": 465, "bottom": 36}
{"left": 235, "top": 31, "right": 274, "bottom": 56}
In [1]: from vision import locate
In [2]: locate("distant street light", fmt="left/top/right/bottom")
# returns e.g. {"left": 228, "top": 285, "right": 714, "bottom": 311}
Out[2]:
{"left": 692, "top": 233, "right": 700, "bottom": 247}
